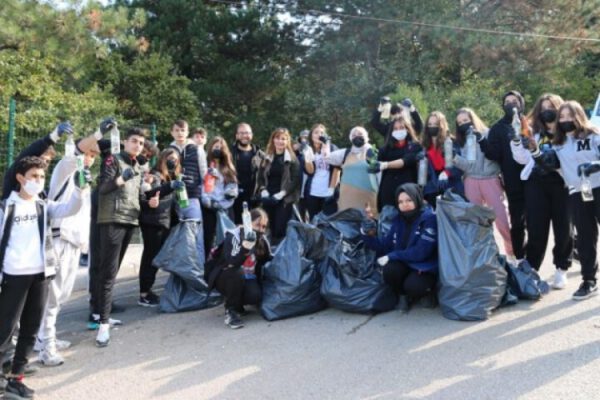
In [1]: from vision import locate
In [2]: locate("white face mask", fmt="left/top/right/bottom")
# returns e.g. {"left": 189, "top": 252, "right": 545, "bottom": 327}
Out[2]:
{"left": 392, "top": 130, "right": 407, "bottom": 141}
{"left": 23, "top": 179, "right": 44, "bottom": 196}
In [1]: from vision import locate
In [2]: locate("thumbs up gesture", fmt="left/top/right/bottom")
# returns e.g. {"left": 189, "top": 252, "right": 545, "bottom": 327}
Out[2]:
{"left": 149, "top": 192, "right": 160, "bottom": 208}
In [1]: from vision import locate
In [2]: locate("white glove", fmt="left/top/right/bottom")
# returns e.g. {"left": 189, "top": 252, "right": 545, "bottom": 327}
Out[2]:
{"left": 303, "top": 147, "right": 315, "bottom": 163}
{"left": 438, "top": 171, "right": 448, "bottom": 181}
{"left": 261, "top": 189, "right": 270, "bottom": 198}
{"left": 377, "top": 255, "right": 389, "bottom": 266}
{"left": 242, "top": 239, "right": 256, "bottom": 250}
{"left": 380, "top": 161, "right": 389, "bottom": 171}
{"left": 273, "top": 191, "right": 286, "bottom": 201}
{"left": 325, "top": 187, "right": 335, "bottom": 197}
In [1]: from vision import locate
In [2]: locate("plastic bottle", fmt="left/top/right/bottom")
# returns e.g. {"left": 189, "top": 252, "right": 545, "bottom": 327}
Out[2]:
{"left": 242, "top": 202, "right": 252, "bottom": 233}
{"left": 203, "top": 161, "right": 216, "bottom": 194}
{"left": 581, "top": 177, "right": 594, "bottom": 202}
{"left": 418, "top": 158, "right": 428, "bottom": 186}
{"left": 176, "top": 174, "right": 189, "bottom": 208}
{"left": 466, "top": 127, "right": 477, "bottom": 162}
{"left": 64, "top": 134, "right": 76, "bottom": 157}
{"left": 444, "top": 137, "right": 454, "bottom": 168}
{"left": 381, "top": 102, "right": 392, "bottom": 120}
{"left": 76, "top": 155, "right": 85, "bottom": 187}
{"left": 110, "top": 126, "right": 120, "bottom": 154}
{"left": 511, "top": 108, "right": 521, "bottom": 139}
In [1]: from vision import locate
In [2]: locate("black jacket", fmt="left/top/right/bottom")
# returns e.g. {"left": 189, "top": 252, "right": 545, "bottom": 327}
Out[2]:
{"left": 479, "top": 115, "right": 525, "bottom": 197}
{"left": 139, "top": 171, "right": 175, "bottom": 230}
{"left": 377, "top": 140, "right": 422, "bottom": 211}
{"left": 231, "top": 142, "right": 266, "bottom": 197}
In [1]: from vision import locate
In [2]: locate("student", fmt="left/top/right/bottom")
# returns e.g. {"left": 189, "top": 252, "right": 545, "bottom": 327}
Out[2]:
{"left": 256, "top": 128, "right": 301, "bottom": 244}
{"left": 453, "top": 108, "right": 514, "bottom": 259}
{"left": 95, "top": 128, "right": 146, "bottom": 347}
{"left": 370, "top": 117, "right": 422, "bottom": 212}
{"left": 479, "top": 91, "right": 527, "bottom": 262}
{"left": 301, "top": 124, "right": 340, "bottom": 219}
{"left": 2, "top": 122, "right": 72, "bottom": 200}
{"left": 531, "top": 100, "right": 600, "bottom": 300}
{"left": 371, "top": 97, "right": 424, "bottom": 137}
{"left": 420, "top": 111, "right": 463, "bottom": 208}
{"left": 231, "top": 123, "right": 266, "bottom": 224}
{"left": 0, "top": 156, "right": 86, "bottom": 399}
{"left": 362, "top": 183, "right": 438, "bottom": 312}
{"left": 35, "top": 123, "right": 112, "bottom": 366}
{"left": 325, "top": 127, "right": 379, "bottom": 217}
{"left": 137, "top": 149, "right": 183, "bottom": 307}
{"left": 191, "top": 127, "right": 208, "bottom": 148}
{"left": 511, "top": 94, "right": 573, "bottom": 287}
{"left": 201, "top": 137, "right": 239, "bottom": 256}
{"left": 208, "top": 208, "right": 272, "bottom": 329}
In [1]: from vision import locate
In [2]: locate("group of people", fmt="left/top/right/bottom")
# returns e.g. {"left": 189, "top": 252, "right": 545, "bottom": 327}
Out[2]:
{"left": 1, "top": 90, "right": 599, "bottom": 399}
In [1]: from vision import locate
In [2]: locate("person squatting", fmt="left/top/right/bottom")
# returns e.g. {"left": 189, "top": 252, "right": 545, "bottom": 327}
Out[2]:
{"left": 1, "top": 91, "right": 600, "bottom": 399}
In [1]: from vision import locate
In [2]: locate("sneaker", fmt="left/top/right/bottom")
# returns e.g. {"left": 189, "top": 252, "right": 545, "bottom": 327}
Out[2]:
{"left": 95, "top": 324, "right": 110, "bottom": 348}
{"left": 87, "top": 314, "right": 123, "bottom": 331}
{"left": 138, "top": 292, "right": 160, "bottom": 307}
{"left": 396, "top": 295, "right": 411, "bottom": 313}
{"left": 552, "top": 269, "right": 568, "bottom": 290}
{"left": 572, "top": 280, "right": 598, "bottom": 301}
{"left": 39, "top": 343, "right": 64, "bottom": 367}
{"left": 224, "top": 309, "right": 244, "bottom": 329}
{"left": 34, "top": 337, "right": 71, "bottom": 352}
{"left": 419, "top": 292, "right": 438, "bottom": 309}
{"left": 5, "top": 377, "right": 34, "bottom": 400}
{"left": 1, "top": 362, "right": 38, "bottom": 377}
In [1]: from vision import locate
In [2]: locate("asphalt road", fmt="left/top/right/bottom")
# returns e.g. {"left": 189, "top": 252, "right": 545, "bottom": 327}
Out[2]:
{"left": 25, "top": 237, "right": 600, "bottom": 400}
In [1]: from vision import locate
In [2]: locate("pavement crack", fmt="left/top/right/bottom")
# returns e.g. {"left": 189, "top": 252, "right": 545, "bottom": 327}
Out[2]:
{"left": 346, "top": 314, "right": 375, "bottom": 335}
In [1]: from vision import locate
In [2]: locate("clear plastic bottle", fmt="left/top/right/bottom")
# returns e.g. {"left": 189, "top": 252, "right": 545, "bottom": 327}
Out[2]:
{"left": 466, "top": 127, "right": 477, "bottom": 162}
{"left": 64, "top": 134, "right": 76, "bottom": 157}
{"left": 444, "top": 137, "right": 454, "bottom": 168}
{"left": 242, "top": 202, "right": 252, "bottom": 233}
{"left": 418, "top": 158, "right": 428, "bottom": 186}
{"left": 511, "top": 107, "right": 521, "bottom": 138}
{"left": 110, "top": 126, "right": 121, "bottom": 154}
{"left": 76, "top": 155, "right": 85, "bottom": 187}
{"left": 581, "top": 178, "right": 594, "bottom": 202}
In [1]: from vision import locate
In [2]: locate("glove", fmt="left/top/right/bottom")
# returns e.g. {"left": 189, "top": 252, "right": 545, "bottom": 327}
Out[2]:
{"left": 401, "top": 98, "right": 414, "bottom": 111}
{"left": 224, "top": 187, "right": 238, "bottom": 200}
{"left": 181, "top": 175, "right": 194, "bottom": 186}
{"left": 50, "top": 121, "right": 74, "bottom": 142}
{"left": 325, "top": 187, "right": 335, "bottom": 198}
{"left": 100, "top": 117, "right": 117, "bottom": 135}
{"left": 368, "top": 161, "right": 388, "bottom": 173}
{"left": 578, "top": 162, "right": 600, "bottom": 177}
{"left": 207, "top": 167, "right": 219, "bottom": 177}
{"left": 438, "top": 171, "right": 448, "bottom": 181}
{"left": 121, "top": 168, "right": 136, "bottom": 182}
{"left": 261, "top": 189, "right": 270, "bottom": 199}
{"left": 473, "top": 131, "right": 482, "bottom": 142}
{"left": 170, "top": 180, "right": 185, "bottom": 190}
{"left": 361, "top": 218, "right": 377, "bottom": 236}
{"left": 210, "top": 200, "right": 223, "bottom": 210}
{"left": 74, "top": 168, "right": 93, "bottom": 188}
{"left": 242, "top": 237, "right": 256, "bottom": 250}
{"left": 303, "top": 147, "right": 315, "bottom": 163}
{"left": 272, "top": 191, "right": 286, "bottom": 201}
{"left": 377, "top": 255, "right": 389, "bottom": 266}
{"left": 244, "top": 229, "right": 257, "bottom": 243}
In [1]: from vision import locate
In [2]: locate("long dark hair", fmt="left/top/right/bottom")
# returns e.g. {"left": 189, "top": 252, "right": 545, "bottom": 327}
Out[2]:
{"left": 207, "top": 136, "right": 238, "bottom": 184}
{"left": 528, "top": 93, "right": 564, "bottom": 135}
{"left": 156, "top": 148, "right": 180, "bottom": 182}
{"left": 553, "top": 100, "right": 599, "bottom": 145}
{"left": 384, "top": 116, "right": 418, "bottom": 148}
{"left": 422, "top": 111, "right": 450, "bottom": 150}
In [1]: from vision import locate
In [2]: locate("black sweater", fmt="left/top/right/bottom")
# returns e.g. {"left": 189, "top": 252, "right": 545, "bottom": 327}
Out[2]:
{"left": 376, "top": 141, "right": 422, "bottom": 211}
{"left": 479, "top": 115, "right": 524, "bottom": 197}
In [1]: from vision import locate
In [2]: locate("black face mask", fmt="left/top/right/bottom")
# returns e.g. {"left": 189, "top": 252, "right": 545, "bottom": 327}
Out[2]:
{"left": 166, "top": 159, "right": 177, "bottom": 171}
{"left": 212, "top": 149, "right": 223, "bottom": 159}
{"left": 558, "top": 121, "right": 577, "bottom": 133}
{"left": 503, "top": 103, "right": 520, "bottom": 118}
{"left": 352, "top": 137, "right": 365, "bottom": 147}
{"left": 399, "top": 208, "right": 420, "bottom": 222}
{"left": 540, "top": 109, "right": 557, "bottom": 124}
{"left": 426, "top": 127, "right": 439, "bottom": 137}
{"left": 457, "top": 123, "right": 473, "bottom": 136}
{"left": 137, "top": 155, "right": 148, "bottom": 166}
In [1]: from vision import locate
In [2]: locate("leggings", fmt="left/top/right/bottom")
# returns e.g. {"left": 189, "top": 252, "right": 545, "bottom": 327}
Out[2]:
{"left": 382, "top": 261, "right": 436, "bottom": 298}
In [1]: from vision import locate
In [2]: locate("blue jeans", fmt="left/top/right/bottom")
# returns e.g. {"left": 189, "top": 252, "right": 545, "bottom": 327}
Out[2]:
{"left": 177, "top": 198, "right": 206, "bottom": 264}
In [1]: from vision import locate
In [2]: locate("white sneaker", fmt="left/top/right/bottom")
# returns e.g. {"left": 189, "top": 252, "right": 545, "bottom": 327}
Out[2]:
{"left": 506, "top": 255, "right": 517, "bottom": 265}
{"left": 39, "top": 342, "right": 64, "bottom": 367}
{"left": 552, "top": 269, "right": 568, "bottom": 290}
{"left": 95, "top": 324, "right": 110, "bottom": 348}
{"left": 34, "top": 337, "right": 71, "bottom": 352}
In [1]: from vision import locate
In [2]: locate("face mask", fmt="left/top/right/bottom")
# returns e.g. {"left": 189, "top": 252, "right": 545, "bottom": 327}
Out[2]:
{"left": 503, "top": 103, "right": 519, "bottom": 117}
{"left": 399, "top": 208, "right": 420, "bottom": 222}
{"left": 352, "top": 137, "right": 365, "bottom": 147}
{"left": 457, "top": 123, "right": 473, "bottom": 136}
{"left": 392, "top": 130, "right": 407, "bottom": 141}
{"left": 426, "top": 127, "right": 439, "bottom": 137}
{"left": 166, "top": 159, "right": 177, "bottom": 171}
{"left": 137, "top": 155, "right": 148, "bottom": 166}
{"left": 558, "top": 121, "right": 577, "bottom": 133}
{"left": 23, "top": 179, "right": 44, "bottom": 196}
{"left": 540, "top": 110, "right": 557, "bottom": 124}
{"left": 212, "top": 149, "right": 223, "bottom": 159}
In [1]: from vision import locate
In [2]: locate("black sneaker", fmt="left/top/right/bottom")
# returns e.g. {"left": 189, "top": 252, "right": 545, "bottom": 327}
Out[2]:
{"left": 396, "top": 295, "right": 411, "bottom": 313}
{"left": 5, "top": 377, "right": 34, "bottom": 399}
{"left": 224, "top": 309, "right": 244, "bottom": 329}
{"left": 572, "top": 280, "right": 598, "bottom": 300}
{"left": 0, "top": 362, "right": 35, "bottom": 377}
{"left": 420, "top": 292, "right": 438, "bottom": 309}
{"left": 138, "top": 292, "right": 160, "bottom": 307}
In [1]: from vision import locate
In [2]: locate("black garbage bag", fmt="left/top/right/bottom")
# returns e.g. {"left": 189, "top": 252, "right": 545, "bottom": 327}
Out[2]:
{"left": 437, "top": 190, "right": 507, "bottom": 321}
{"left": 506, "top": 259, "right": 550, "bottom": 300}
{"left": 260, "top": 221, "right": 328, "bottom": 321}
{"left": 378, "top": 205, "right": 399, "bottom": 238}
{"left": 318, "top": 208, "right": 397, "bottom": 314}
{"left": 154, "top": 221, "right": 222, "bottom": 313}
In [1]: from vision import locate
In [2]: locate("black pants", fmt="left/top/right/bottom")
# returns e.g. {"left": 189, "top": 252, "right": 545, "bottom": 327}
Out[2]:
{"left": 424, "top": 193, "right": 438, "bottom": 210}
{"left": 507, "top": 193, "right": 527, "bottom": 260}
{"left": 214, "top": 267, "right": 262, "bottom": 311}
{"left": 139, "top": 224, "right": 170, "bottom": 294}
{"left": 524, "top": 179, "right": 573, "bottom": 271}
{"left": 569, "top": 189, "right": 600, "bottom": 282}
{"left": 303, "top": 195, "right": 326, "bottom": 220}
{"left": 89, "top": 218, "right": 129, "bottom": 314}
{"left": 0, "top": 273, "right": 48, "bottom": 375}
{"left": 264, "top": 201, "right": 293, "bottom": 243}
{"left": 382, "top": 261, "right": 436, "bottom": 298}
{"left": 202, "top": 207, "right": 218, "bottom": 259}
{"left": 97, "top": 223, "right": 135, "bottom": 322}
